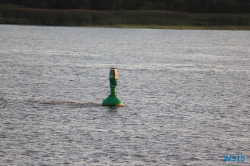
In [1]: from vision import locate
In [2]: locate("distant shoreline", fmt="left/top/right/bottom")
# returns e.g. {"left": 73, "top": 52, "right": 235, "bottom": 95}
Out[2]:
{"left": 1, "top": 7, "right": 250, "bottom": 30}
{"left": 86, "top": 25, "right": 250, "bottom": 30}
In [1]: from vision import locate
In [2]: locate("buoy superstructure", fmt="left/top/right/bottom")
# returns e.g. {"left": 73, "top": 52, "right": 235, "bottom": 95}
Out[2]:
{"left": 102, "top": 67, "right": 124, "bottom": 106}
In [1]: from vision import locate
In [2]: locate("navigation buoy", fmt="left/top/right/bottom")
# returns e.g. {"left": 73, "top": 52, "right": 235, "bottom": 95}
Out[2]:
{"left": 102, "top": 67, "right": 124, "bottom": 106}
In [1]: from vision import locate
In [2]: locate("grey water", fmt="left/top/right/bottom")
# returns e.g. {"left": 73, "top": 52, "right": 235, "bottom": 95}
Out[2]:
{"left": 0, "top": 25, "right": 249, "bottom": 166}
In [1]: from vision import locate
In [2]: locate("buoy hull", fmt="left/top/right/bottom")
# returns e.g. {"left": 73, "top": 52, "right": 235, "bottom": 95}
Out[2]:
{"left": 102, "top": 95, "right": 124, "bottom": 106}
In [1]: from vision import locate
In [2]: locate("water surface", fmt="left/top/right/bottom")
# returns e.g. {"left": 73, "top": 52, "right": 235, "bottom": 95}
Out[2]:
{"left": 0, "top": 25, "right": 250, "bottom": 165}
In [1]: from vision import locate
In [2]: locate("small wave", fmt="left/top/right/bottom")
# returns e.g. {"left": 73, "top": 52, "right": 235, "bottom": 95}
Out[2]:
{"left": 40, "top": 101, "right": 102, "bottom": 107}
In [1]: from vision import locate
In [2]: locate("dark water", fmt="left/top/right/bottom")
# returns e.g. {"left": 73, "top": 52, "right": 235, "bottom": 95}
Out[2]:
{"left": 0, "top": 25, "right": 250, "bottom": 165}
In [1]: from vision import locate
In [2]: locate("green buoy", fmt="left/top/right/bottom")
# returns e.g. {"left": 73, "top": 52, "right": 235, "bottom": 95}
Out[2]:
{"left": 102, "top": 67, "right": 124, "bottom": 106}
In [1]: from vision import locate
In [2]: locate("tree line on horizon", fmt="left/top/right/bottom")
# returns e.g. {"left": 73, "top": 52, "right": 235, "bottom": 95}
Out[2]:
{"left": 0, "top": 0, "right": 249, "bottom": 13}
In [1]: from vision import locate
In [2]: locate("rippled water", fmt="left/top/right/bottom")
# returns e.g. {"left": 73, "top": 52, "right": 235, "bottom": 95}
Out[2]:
{"left": 0, "top": 25, "right": 250, "bottom": 166}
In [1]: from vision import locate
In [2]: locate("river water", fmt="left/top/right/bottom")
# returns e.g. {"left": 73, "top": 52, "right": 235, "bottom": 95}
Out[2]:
{"left": 0, "top": 25, "right": 249, "bottom": 166}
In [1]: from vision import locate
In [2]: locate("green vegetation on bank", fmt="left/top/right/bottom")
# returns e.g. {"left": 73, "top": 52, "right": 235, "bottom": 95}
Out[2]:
{"left": 1, "top": 6, "right": 250, "bottom": 30}
{"left": 1, "top": 0, "right": 250, "bottom": 13}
